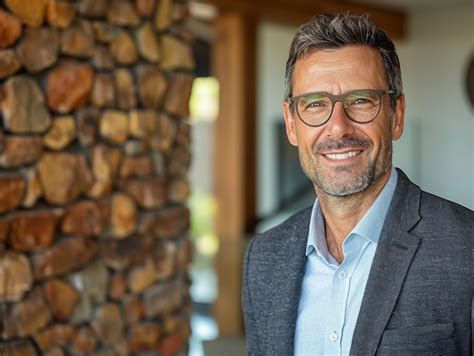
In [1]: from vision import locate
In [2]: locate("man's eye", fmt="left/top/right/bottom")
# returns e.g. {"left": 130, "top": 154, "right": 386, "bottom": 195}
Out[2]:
{"left": 305, "top": 100, "right": 327, "bottom": 109}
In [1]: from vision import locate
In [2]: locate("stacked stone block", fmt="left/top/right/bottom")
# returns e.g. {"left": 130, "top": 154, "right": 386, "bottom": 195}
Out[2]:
{"left": 0, "top": 0, "right": 194, "bottom": 354}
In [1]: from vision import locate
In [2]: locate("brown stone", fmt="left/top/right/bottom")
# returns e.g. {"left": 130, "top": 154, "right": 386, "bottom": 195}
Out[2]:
{"left": 93, "top": 45, "right": 114, "bottom": 69}
{"left": 22, "top": 168, "right": 43, "bottom": 208}
{"left": 123, "top": 295, "right": 144, "bottom": 323}
{"left": 177, "top": 237, "right": 193, "bottom": 268}
{"left": 137, "top": 65, "right": 167, "bottom": 109}
{"left": 168, "top": 24, "right": 195, "bottom": 43}
{"left": 0, "top": 173, "right": 25, "bottom": 214}
{"left": 43, "top": 116, "right": 76, "bottom": 150}
{"left": 143, "top": 280, "right": 182, "bottom": 318}
{"left": 44, "top": 347, "right": 65, "bottom": 356}
{"left": 70, "top": 327, "right": 97, "bottom": 355}
{"left": 155, "top": 114, "right": 178, "bottom": 153}
{"left": 16, "top": 28, "right": 60, "bottom": 73}
{"left": 129, "top": 110, "right": 158, "bottom": 139}
{"left": 0, "top": 8, "right": 22, "bottom": 49}
{"left": 120, "top": 177, "right": 167, "bottom": 209}
{"left": 102, "top": 236, "right": 153, "bottom": 271}
{"left": 128, "top": 258, "right": 156, "bottom": 294}
{"left": 0, "top": 339, "right": 37, "bottom": 356}
{"left": 153, "top": 241, "right": 177, "bottom": 280}
{"left": 110, "top": 193, "right": 137, "bottom": 238}
{"left": 172, "top": 2, "right": 190, "bottom": 22}
{"left": 168, "top": 145, "right": 191, "bottom": 178}
{"left": 153, "top": 206, "right": 190, "bottom": 238}
{"left": 43, "top": 279, "right": 81, "bottom": 321}
{"left": 5, "top": 0, "right": 48, "bottom": 28}
{"left": 135, "top": 0, "right": 156, "bottom": 17}
{"left": 0, "top": 218, "right": 9, "bottom": 242}
{"left": 1, "top": 76, "right": 51, "bottom": 133}
{"left": 8, "top": 209, "right": 63, "bottom": 252}
{"left": 78, "top": 0, "right": 108, "bottom": 18}
{"left": 38, "top": 152, "right": 92, "bottom": 205}
{"left": 47, "top": 61, "right": 94, "bottom": 113}
{"left": 99, "top": 110, "right": 129, "bottom": 144}
{"left": 160, "top": 35, "right": 194, "bottom": 70}
{"left": 92, "top": 73, "right": 115, "bottom": 108}
{"left": 34, "top": 324, "right": 75, "bottom": 351}
{"left": 0, "top": 251, "right": 33, "bottom": 302}
{"left": 0, "top": 49, "right": 21, "bottom": 78}
{"left": 87, "top": 145, "right": 122, "bottom": 198}
{"left": 91, "top": 303, "right": 124, "bottom": 346}
{"left": 0, "top": 135, "right": 44, "bottom": 168}
{"left": 109, "top": 272, "right": 127, "bottom": 300}
{"left": 107, "top": 2, "right": 140, "bottom": 27}
{"left": 61, "top": 26, "right": 95, "bottom": 58}
{"left": 32, "top": 236, "right": 99, "bottom": 280}
{"left": 62, "top": 200, "right": 106, "bottom": 237}
{"left": 114, "top": 68, "right": 137, "bottom": 110}
{"left": 76, "top": 107, "right": 100, "bottom": 146}
{"left": 136, "top": 22, "right": 160, "bottom": 63}
{"left": 168, "top": 178, "right": 191, "bottom": 202}
{"left": 129, "top": 322, "right": 160, "bottom": 353}
{"left": 110, "top": 31, "right": 138, "bottom": 65}
{"left": 164, "top": 73, "right": 194, "bottom": 118}
{"left": 154, "top": 0, "right": 172, "bottom": 31}
{"left": 159, "top": 330, "right": 184, "bottom": 356}
{"left": 120, "top": 156, "right": 153, "bottom": 179}
{"left": 93, "top": 22, "right": 120, "bottom": 43}
{"left": 2, "top": 288, "right": 52, "bottom": 338}
{"left": 47, "top": 0, "right": 76, "bottom": 29}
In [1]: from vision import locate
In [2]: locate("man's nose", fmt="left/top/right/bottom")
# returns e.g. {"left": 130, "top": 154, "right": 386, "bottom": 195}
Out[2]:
{"left": 324, "top": 101, "right": 354, "bottom": 137}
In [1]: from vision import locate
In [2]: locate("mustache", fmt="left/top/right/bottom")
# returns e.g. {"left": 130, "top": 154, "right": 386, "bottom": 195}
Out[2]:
{"left": 315, "top": 136, "right": 372, "bottom": 152}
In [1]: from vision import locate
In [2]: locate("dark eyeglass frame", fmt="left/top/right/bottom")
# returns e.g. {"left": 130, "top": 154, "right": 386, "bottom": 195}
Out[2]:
{"left": 288, "top": 89, "right": 396, "bottom": 127}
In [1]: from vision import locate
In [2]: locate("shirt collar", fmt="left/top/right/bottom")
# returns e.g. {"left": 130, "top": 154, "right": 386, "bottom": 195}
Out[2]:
{"left": 306, "top": 167, "right": 398, "bottom": 257}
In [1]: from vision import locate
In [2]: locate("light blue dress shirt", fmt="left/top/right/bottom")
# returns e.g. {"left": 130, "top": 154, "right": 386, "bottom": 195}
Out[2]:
{"left": 294, "top": 168, "right": 398, "bottom": 356}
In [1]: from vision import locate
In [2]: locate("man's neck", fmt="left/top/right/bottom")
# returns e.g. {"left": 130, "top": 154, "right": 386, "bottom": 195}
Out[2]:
{"left": 316, "top": 167, "right": 393, "bottom": 263}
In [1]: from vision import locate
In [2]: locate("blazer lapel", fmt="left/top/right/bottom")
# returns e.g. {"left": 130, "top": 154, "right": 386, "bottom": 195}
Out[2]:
{"left": 350, "top": 170, "right": 422, "bottom": 356}
{"left": 264, "top": 208, "right": 311, "bottom": 355}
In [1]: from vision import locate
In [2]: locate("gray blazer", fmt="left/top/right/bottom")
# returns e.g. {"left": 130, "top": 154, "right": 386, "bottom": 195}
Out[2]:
{"left": 243, "top": 169, "right": 473, "bottom": 355}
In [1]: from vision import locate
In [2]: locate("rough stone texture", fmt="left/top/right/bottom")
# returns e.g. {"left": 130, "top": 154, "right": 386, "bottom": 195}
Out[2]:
{"left": 177, "top": 238, "right": 193, "bottom": 268}
{"left": 0, "top": 251, "right": 33, "bottom": 302}
{"left": 128, "top": 322, "right": 160, "bottom": 353}
{"left": 2, "top": 288, "right": 52, "bottom": 338}
{"left": 107, "top": 2, "right": 140, "bottom": 27}
{"left": 0, "top": 135, "right": 44, "bottom": 168}
{"left": 120, "top": 177, "right": 166, "bottom": 209}
{"left": 91, "top": 303, "right": 124, "bottom": 346}
{"left": 120, "top": 156, "right": 153, "bottom": 179}
{"left": 153, "top": 241, "right": 177, "bottom": 280}
{"left": 43, "top": 116, "right": 76, "bottom": 150}
{"left": 156, "top": 114, "right": 177, "bottom": 153}
{"left": 34, "top": 324, "right": 75, "bottom": 352}
{"left": 164, "top": 73, "right": 194, "bottom": 118}
{"left": 160, "top": 330, "right": 184, "bottom": 356}
{"left": 108, "top": 272, "right": 127, "bottom": 300}
{"left": 1, "top": 76, "right": 51, "bottom": 133}
{"left": 43, "top": 279, "right": 81, "bottom": 321}
{"left": 168, "top": 142, "right": 191, "bottom": 178}
{"left": 70, "top": 326, "right": 97, "bottom": 355}
{"left": 99, "top": 110, "right": 129, "bottom": 144}
{"left": 168, "top": 178, "right": 191, "bottom": 203}
{"left": 38, "top": 152, "right": 92, "bottom": 205}
{"left": 114, "top": 68, "right": 137, "bottom": 110}
{"left": 87, "top": 145, "right": 120, "bottom": 198}
{"left": 0, "top": 173, "right": 25, "bottom": 214}
{"left": 129, "top": 110, "right": 158, "bottom": 139}
{"left": 93, "top": 45, "right": 114, "bottom": 69}
{"left": 0, "top": 8, "right": 22, "bottom": 49}
{"left": 0, "top": 339, "right": 37, "bottom": 356}
{"left": 5, "top": 0, "right": 48, "bottom": 28}
{"left": 102, "top": 236, "right": 152, "bottom": 271}
{"left": 143, "top": 280, "right": 182, "bottom": 318}
{"left": 76, "top": 107, "right": 100, "bottom": 146}
{"left": 151, "top": 206, "right": 190, "bottom": 238}
{"left": 47, "top": 0, "right": 76, "bottom": 29}
{"left": 78, "top": 0, "right": 108, "bottom": 18}
{"left": 123, "top": 295, "right": 144, "bottom": 323}
{"left": 92, "top": 73, "right": 115, "bottom": 108}
{"left": 137, "top": 65, "right": 167, "bottom": 109}
{"left": 93, "top": 22, "right": 120, "bottom": 43}
{"left": 17, "top": 28, "right": 60, "bottom": 73}
{"left": 136, "top": 22, "right": 160, "bottom": 63}
{"left": 22, "top": 167, "right": 43, "bottom": 208}
{"left": 32, "top": 236, "right": 99, "bottom": 280}
{"left": 110, "top": 193, "right": 137, "bottom": 238}
{"left": 61, "top": 26, "right": 95, "bottom": 58}
{"left": 154, "top": 0, "right": 172, "bottom": 31}
{"left": 125, "top": 140, "right": 148, "bottom": 156}
{"left": 160, "top": 35, "right": 194, "bottom": 70}
{"left": 128, "top": 258, "right": 156, "bottom": 294}
{"left": 62, "top": 200, "right": 107, "bottom": 237}
{"left": 8, "top": 209, "right": 63, "bottom": 252}
{"left": 0, "top": 218, "right": 9, "bottom": 242}
{"left": 135, "top": 0, "right": 156, "bottom": 17}
{"left": 110, "top": 31, "right": 138, "bottom": 65}
{"left": 0, "top": 49, "right": 21, "bottom": 78}
{"left": 47, "top": 60, "right": 94, "bottom": 113}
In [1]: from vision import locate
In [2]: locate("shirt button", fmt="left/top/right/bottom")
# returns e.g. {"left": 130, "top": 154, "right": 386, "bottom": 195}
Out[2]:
{"left": 329, "top": 332, "right": 338, "bottom": 342}
{"left": 339, "top": 270, "right": 347, "bottom": 279}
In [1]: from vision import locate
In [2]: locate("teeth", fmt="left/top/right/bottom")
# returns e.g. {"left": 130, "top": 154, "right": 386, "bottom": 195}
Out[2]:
{"left": 325, "top": 151, "right": 360, "bottom": 160}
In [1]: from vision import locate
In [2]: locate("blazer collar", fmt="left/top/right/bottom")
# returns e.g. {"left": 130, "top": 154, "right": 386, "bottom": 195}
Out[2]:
{"left": 350, "top": 168, "right": 422, "bottom": 355}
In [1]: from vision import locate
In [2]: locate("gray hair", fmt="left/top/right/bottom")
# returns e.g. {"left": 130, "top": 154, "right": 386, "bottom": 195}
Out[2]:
{"left": 284, "top": 13, "right": 402, "bottom": 109}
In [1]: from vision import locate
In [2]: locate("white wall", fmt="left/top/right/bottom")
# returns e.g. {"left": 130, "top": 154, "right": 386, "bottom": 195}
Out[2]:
{"left": 257, "top": 3, "right": 474, "bottom": 218}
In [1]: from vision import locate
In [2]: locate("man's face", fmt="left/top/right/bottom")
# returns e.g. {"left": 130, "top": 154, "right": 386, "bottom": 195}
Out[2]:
{"left": 283, "top": 46, "right": 405, "bottom": 197}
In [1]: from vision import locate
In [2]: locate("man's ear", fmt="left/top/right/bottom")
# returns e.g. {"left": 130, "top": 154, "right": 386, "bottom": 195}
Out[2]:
{"left": 391, "top": 93, "right": 405, "bottom": 141}
{"left": 283, "top": 101, "right": 298, "bottom": 147}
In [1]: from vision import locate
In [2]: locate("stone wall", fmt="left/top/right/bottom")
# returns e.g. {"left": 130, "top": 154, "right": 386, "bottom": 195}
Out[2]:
{"left": 0, "top": 0, "right": 194, "bottom": 354}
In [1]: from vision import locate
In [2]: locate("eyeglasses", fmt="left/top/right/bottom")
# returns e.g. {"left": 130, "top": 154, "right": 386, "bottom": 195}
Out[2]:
{"left": 288, "top": 89, "right": 395, "bottom": 127}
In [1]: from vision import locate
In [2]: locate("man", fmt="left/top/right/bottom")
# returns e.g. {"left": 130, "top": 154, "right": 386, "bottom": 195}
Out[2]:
{"left": 242, "top": 13, "right": 472, "bottom": 356}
